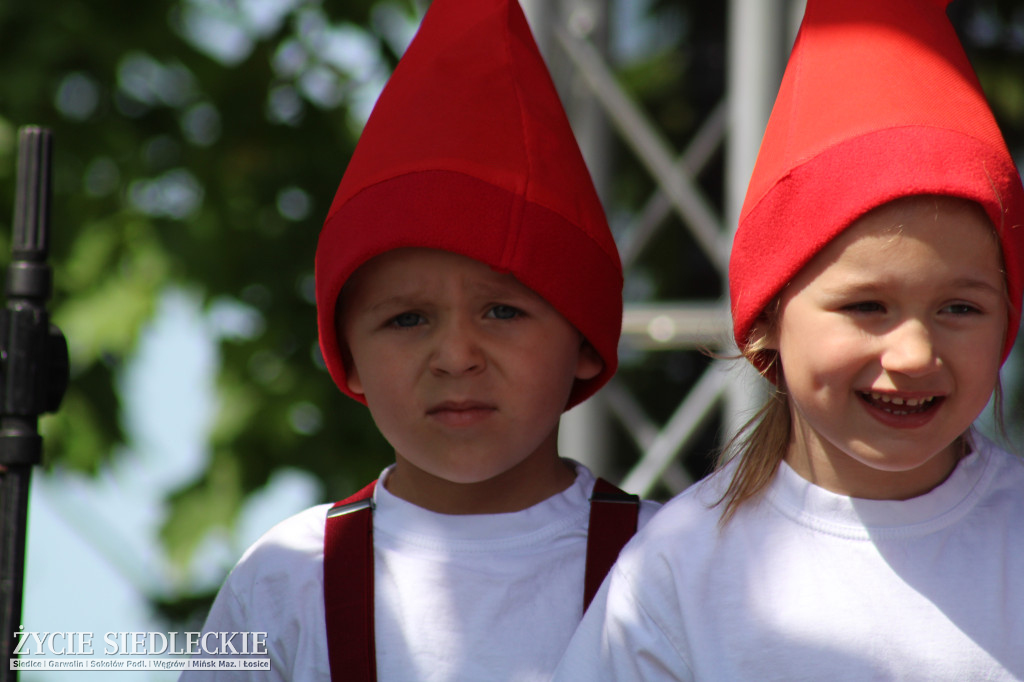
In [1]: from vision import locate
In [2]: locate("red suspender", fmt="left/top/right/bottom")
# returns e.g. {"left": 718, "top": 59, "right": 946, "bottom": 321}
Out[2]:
{"left": 324, "top": 480, "right": 377, "bottom": 682}
{"left": 323, "top": 477, "right": 638, "bottom": 682}
{"left": 583, "top": 478, "right": 640, "bottom": 611}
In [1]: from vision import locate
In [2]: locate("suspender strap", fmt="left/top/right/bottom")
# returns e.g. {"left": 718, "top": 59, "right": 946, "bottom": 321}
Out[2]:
{"left": 323, "top": 476, "right": 639, "bottom": 681}
{"left": 583, "top": 477, "right": 640, "bottom": 611}
{"left": 324, "top": 480, "right": 378, "bottom": 682}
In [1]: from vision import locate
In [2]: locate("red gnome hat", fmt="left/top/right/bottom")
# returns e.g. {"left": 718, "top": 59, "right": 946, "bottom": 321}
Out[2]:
{"left": 730, "top": 0, "right": 1024, "bottom": 364}
{"left": 315, "top": 0, "right": 621, "bottom": 408}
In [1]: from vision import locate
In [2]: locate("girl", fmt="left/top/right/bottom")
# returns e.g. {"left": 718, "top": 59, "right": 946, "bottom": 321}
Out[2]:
{"left": 553, "top": 0, "right": 1024, "bottom": 679}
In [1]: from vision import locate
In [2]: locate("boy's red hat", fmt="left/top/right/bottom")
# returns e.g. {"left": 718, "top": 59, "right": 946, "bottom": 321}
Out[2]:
{"left": 315, "top": 0, "right": 621, "bottom": 408}
{"left": 730, "top": 0, "right": 1024, "bottom": 364}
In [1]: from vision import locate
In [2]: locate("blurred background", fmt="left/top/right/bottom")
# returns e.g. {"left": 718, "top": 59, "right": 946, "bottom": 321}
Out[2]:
{"left": 1, "top": 0, "right": 1021, "bottom": 679}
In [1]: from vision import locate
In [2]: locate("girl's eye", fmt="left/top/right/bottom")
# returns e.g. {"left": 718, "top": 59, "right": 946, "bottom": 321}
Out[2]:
{"left": 390, "top": 312, "right": 425, "bottom": 328}
{"left": 487, "top": 305, "right": 521, "bottom": 320}
{"left": 843, "top": 301, "right": 885, "bottom": 314}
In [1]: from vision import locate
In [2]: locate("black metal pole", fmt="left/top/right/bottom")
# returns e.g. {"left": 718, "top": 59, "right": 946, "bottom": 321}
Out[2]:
{"left": 0, "top": 127, "right": 69, "bottom": 682}
{"left": 0, "top": 462, "right": 35, "bottom": 682}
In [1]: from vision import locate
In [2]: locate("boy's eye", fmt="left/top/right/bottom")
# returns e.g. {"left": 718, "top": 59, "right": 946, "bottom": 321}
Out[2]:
{"left": 487, "top": 305, "right": 521, "bottom": 320}
{"left": 390, "top": 312, "right": 425, "bottom": 328}
{"left": 941, "top": 302, "right": 981, "bottom": 316}
{"left": 843, "top": 301, "right": 885, "bottom": 313}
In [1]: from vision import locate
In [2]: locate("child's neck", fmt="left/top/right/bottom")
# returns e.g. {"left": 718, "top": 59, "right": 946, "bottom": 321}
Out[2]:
{"left": 784, "top": 435, "right": 961, "bottom": 501}
{"left": 384, "top": 452, "right": 577, "bottom": 515}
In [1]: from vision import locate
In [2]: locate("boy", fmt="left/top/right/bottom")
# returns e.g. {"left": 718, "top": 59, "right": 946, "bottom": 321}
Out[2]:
{"left": 183, "top": 0, "right": 658, "bottom": 679}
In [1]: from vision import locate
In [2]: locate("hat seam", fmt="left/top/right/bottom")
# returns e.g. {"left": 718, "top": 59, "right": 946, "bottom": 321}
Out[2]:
{"left": 327, "top": 168, "right": 623, "bottom": 276}
{"left": 500, "top": 0, "right": 531, "bottom": 272}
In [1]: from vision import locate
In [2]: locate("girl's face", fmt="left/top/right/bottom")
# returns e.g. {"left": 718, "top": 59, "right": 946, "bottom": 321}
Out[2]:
{"left": 767, "top": 197, "right": 1007, "bottom": 500}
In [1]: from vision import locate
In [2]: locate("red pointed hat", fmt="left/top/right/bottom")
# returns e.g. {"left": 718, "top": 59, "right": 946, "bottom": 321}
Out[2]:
{"left": 730, "top": 0, "right": 1024, "bottom": 362}
{"left": 315, "top": 0, "right": 621, "bottom": 407}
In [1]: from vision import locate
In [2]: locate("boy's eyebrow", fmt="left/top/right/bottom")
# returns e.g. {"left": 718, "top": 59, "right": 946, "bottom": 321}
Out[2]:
{"left": 472, "top": 279, "right": 537, "bottom": 301}
{"left": 364, "top": 294, "right": 425, "bottom": 313}
{"left": 947, "top": 277, "right": 1005, "bottom": 296}
{"left": 362, "top": 282, "right": 536, "bottom": 313}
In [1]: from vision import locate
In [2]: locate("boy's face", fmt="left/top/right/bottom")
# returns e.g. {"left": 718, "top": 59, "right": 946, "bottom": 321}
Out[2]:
{"left": 340, "top": 248, "right": 602, "bottom": 511}
{"left": 767, "top": 197, "right": 1007, "bottom": 500}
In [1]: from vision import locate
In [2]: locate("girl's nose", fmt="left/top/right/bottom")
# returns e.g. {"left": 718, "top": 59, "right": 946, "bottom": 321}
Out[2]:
{"left": 429, "top": 318, "right": 485, "bottom": 376}
{"left": 880, "top": 319, "right": 939, "bottom": 377}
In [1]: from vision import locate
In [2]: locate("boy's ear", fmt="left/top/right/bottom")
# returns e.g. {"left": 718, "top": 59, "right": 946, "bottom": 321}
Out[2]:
{"left": 345, "top": 359, "right": 364, "bottom": 396}
{"left": 336, "top": 296, "right": 364, "bottom": 396}
{"left": 339, "top": 336, "right": 364, "bottom": 396}
{"left": 575, "top": 339, "right": 604, "bottom": 381}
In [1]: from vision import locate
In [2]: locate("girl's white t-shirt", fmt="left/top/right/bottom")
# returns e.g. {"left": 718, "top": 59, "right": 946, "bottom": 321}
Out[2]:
{"left": 554, "top": 436, "right": 1024, "bottom": 681}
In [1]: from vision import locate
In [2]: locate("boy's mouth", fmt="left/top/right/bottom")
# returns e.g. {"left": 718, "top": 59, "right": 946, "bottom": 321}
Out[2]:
{"left": 428, "top": 400, "right": 496, "bottom": 413}
{"left": 426, "top": 400, "right": 497, "bottom": 426}
{"left": 857, "top": 391, "right": 942, "bottom": 415}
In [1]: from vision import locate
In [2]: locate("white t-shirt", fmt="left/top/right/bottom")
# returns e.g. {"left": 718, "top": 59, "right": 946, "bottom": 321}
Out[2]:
{"left": 554, "top": 436, "right": 1024, "bottom": 681}
{"left": 181, "top": 462, "right": 658, "bottom": 681}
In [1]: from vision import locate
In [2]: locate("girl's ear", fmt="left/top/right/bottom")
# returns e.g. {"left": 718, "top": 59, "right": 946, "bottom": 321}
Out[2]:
{"left": 750, "top": 310, "right": 781, "bottom": 352}
{"left": 745, "top": 296, "right": 782, "bottom": 350}
{"left": 754, "top": 323, "right": 778, "bottom": 351}
{"left": 575, "top": 340, "right": 604, "bottom": 381}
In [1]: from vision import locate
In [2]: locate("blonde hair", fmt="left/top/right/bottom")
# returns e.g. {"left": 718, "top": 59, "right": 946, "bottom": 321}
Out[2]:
{"left": 713, "top": 313, "right": 790, "bottom": 525}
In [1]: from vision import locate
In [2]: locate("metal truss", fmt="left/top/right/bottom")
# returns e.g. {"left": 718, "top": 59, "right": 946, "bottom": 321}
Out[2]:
{"left": 523, "top": 0, "right": 804, "bottom": 498}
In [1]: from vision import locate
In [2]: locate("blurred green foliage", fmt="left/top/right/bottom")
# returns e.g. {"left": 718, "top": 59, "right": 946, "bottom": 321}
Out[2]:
{"left": 0, "top": 0, "right": 420, "bottom": 591}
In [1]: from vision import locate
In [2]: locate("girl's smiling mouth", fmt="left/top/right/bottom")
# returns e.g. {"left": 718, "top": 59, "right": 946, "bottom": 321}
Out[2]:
{"left": 857, "top": 391, "right": 944, "bottom": 421}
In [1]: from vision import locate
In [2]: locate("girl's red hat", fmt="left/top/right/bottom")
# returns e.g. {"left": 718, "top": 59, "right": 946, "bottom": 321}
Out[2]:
{"left": 315, "top": 0, "right": 622, "bottom": 408}
{"left": 729, "top": 0, "right": 1024, "bottom": 363}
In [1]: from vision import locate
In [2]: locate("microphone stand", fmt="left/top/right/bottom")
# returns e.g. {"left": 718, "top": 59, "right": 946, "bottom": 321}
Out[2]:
{"left": 0, "top": 127, "right": 70, "bottom": 681}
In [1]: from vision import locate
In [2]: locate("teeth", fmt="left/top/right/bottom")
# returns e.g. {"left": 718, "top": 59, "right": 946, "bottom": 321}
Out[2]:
{"left": 868, "top": 392, "right": 936, "bottom": 407}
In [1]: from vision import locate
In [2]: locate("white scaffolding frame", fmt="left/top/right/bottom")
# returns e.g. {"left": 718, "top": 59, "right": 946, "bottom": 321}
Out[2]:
{"left": 524, "top": 0, "right": 804, "bottom": 496}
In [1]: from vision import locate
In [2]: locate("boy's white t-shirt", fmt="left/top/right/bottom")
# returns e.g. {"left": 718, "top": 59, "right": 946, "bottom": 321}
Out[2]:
{"left": 554, "top": 436, "right": 1024, "bottom": 681}
{"left": 181, "top": 462, "right": 658, "bottom": 681}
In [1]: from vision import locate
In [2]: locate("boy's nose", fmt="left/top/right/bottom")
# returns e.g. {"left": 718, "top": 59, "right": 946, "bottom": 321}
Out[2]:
{"left": 429, "top": 319, "right": 485, "bottom": 376}
{"left": 880, "top": 319, "right": 939, "bottom": 377}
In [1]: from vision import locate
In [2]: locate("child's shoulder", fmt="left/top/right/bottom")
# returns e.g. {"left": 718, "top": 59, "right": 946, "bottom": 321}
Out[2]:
{"left": 641, "top": 465, "right": 735, "bottom": 534}
{"left": 973, "top": 435, "right": 1024, "bottom": 500}
{"left": 615, "top": 466, "right": 735, "bottom": 572}
{"left": 226, "top": 502, "right": 334, "bottom": 587}
{"left": 565, "top": 461, "right": 661, "bottom": 528}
